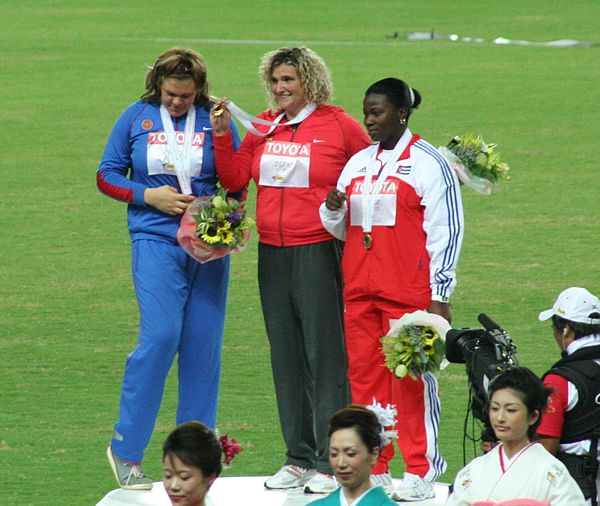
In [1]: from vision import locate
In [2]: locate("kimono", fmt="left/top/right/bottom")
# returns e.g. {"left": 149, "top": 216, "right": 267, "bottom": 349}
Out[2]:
{"left": 311, "top": 485, "right": 395, "bottom": 505}
{"left": 446, "top": 443, "right": 585, "bottom": 506}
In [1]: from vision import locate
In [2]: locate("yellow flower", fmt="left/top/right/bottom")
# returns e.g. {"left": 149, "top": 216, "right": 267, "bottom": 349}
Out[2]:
{"left": 201, "top": 229, "right": 221, "bottom": 244}
{"left": 424, "top": 329, "right": 438, "bottom": 344}
{"left": 461, "top": 131, "right": 484, "bottom": 151}
{"left": 422, "top": 327, "right": 439, "bottom": 356}
{"left": 218, "top": 228, "right": 234, "bottom": 245}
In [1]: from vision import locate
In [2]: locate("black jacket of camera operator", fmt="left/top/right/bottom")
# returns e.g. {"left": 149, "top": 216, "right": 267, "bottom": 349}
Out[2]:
{"left": 542, "top": 344, "right": 600, "bottom": 502}
{"left": 543, "top": 344, "right": 600, "bottom": 443}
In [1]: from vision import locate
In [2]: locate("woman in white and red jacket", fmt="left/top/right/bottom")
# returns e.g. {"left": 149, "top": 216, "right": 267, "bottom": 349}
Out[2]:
{"left": 320, "top": 78, "right": 464, "bottom": 501}
{"left": 209, "top": 46, "right": 371, "bottom": 494}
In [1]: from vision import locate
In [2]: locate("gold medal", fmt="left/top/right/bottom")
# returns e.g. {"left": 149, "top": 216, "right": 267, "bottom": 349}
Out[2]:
{"left": 211, "top": 103, "right": 224, "bottom": 117}
{"left": 363, "top": 233, "right": 373, "bottom": 249}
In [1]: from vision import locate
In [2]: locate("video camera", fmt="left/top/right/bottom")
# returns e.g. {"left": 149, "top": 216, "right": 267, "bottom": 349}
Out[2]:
{"left": 445, "top": 313, "right": 519, "bottom": 445}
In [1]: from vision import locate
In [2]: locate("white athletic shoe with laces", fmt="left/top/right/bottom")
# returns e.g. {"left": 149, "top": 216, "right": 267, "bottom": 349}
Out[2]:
{"left": 264, "top": 465, "right": 316, "bottom": 489}
{"left": 304, "top": 472, "right": 338, "bottom": 494}
{"left": 392, "top": 472, "right": 435, "bottom": 501}
{"left": 370, "top": 472, "right": 395, "bottom": 496}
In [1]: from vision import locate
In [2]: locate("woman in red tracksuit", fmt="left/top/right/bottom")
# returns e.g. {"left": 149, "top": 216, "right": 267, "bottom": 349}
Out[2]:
{"left": 321, "top": 78, "right": 464, "bottom": 501}
{"left": 209, "top": 46, "right": 371, "bottom": 494}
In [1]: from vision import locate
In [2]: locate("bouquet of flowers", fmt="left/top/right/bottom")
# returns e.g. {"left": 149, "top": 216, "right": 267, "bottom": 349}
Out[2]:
{"left": 438, "top": 131, "right": 510, "bottom": 195}
{"left": 380, "top": 311, "right": 451, "bottom": 380}
{"left": 177, "top": 186, "right": 254, "bottom": 264}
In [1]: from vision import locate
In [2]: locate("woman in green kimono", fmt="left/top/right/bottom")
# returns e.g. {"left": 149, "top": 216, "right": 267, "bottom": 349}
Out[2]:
{"left": 312, "top": 404, "right": 396, "bottom": 505}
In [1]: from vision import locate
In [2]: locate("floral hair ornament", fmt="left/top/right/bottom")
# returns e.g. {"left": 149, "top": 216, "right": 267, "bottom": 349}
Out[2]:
{"left": 218, "top": 434, "right": 243, "bottom": 466}
{"left": 367, "top": 399, "right": 398, "bottom": 448}
{"left": 381, "top": 310, "right": 451, "bottom": 381}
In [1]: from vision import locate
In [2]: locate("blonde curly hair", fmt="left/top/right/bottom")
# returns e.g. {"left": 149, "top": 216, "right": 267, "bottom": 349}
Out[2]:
{"left": 258, "top": 46, "right": 333, "bottom": 110}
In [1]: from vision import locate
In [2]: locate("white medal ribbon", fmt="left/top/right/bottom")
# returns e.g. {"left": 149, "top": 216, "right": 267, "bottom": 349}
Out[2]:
{"left": 220, "top": 100, "right": 317, "bottom": 136}
{"left": 362, "top": 128, "right": 413, "bottom": 234}
{"left": 159, "top": 105, "right": 196, "bottom": 195}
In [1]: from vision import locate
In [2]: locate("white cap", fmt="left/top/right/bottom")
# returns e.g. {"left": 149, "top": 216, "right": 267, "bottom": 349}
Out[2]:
{"left": 538, "top": 287, "right": 600, "bottom": 324}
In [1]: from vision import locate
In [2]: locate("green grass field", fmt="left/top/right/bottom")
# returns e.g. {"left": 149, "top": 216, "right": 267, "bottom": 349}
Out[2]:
{"left": 1, "top": 1, "right": 600, "bottom": 504}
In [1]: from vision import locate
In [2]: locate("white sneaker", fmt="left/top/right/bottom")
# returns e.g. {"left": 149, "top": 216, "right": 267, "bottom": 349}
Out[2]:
{"left": 392, "top": 472, "right": 435, "bottom": 502}
{"left": 264, "top": 465, "right": 316, "bottom": 489}
{"left": 370, "top": 472, "right": 395, "bottom": 496}
{"left": 304, "top": 472, "right": 337, "bottom": 494}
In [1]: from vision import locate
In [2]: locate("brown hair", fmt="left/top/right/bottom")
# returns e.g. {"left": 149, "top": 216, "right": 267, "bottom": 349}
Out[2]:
{"left": 141, "top": 47, "right": 210, "bottom": 107}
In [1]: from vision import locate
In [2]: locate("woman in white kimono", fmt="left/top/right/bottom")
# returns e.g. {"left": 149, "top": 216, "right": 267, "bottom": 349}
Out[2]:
{"left": 312, "top": 404, "right": 396, "bottom": 505}
{"left": 446, "top": 367, "right": 585, "bottom": 506}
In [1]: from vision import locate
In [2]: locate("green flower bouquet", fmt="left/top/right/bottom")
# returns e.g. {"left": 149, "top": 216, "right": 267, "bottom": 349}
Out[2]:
{"left": 439, "top": 132, "right": 510, "bottom": 195}
{"left": 380, "top": 311, "right": 451, "bottom": 380}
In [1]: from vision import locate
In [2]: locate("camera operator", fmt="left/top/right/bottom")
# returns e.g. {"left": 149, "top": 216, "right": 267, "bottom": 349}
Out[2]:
{"left": 537, "top": 287, "right": 600, "bottom": 506}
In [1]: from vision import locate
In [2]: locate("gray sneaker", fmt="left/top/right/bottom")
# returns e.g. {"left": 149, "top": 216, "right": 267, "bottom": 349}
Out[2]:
{"left": 107, "top": 446, "right": 153, "bottom": 490}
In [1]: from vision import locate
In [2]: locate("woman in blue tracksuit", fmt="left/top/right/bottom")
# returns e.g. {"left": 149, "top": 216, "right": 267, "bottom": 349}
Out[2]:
{"left": 97, "top": 47, "right": 240, "bottom": 490}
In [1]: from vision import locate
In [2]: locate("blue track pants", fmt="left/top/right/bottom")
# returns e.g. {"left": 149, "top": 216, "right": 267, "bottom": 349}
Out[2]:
{"left": 111, "top": 239, "right": 229, "bottom": 462}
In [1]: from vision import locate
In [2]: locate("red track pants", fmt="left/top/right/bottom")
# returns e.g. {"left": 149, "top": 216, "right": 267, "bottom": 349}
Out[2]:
{"left": 344, "top": 298, "right": 447, "bottom": 480}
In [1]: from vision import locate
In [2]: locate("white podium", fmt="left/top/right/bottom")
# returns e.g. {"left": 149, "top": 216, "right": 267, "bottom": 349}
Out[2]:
{"left": 97, "top": 476, "right": 449, "bottom": 505}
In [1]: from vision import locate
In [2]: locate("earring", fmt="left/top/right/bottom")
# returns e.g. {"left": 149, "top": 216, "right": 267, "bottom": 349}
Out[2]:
{"left": 563, "top": 328, "right": 568, "bottom": 336}
{"left": 400, "top": 117, "right": 406, "bottom": 125}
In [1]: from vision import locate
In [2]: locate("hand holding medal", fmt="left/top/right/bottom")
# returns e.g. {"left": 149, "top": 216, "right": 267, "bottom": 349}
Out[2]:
{"left": 325, "top": 189, "right": 373, "bottom": 248}
{"left": 211, "top": 103, "right": 224, "bottom": 117}
{"left": 209, "top": 97, "right": 231, "bottom": 135}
